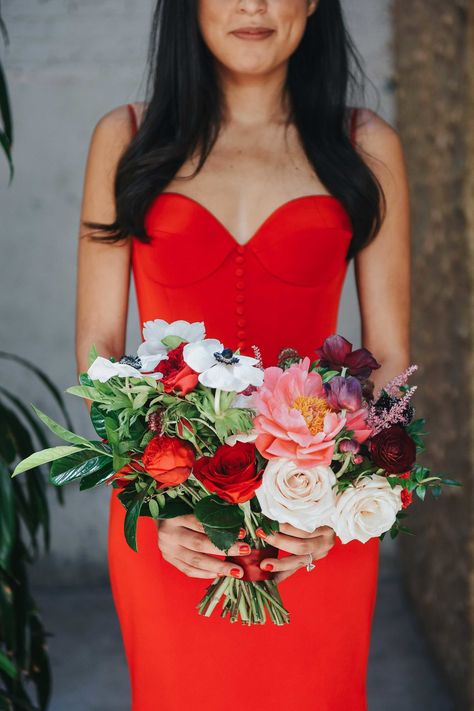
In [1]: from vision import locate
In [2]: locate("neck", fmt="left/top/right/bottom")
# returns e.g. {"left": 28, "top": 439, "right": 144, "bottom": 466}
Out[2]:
{"left": 217, "top": 63, "right": 292, "bottom": 128}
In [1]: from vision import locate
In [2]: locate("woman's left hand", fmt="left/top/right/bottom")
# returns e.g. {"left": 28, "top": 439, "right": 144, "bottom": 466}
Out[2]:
{"left": 256, "top": 523, "right": 336, "bottom": 583}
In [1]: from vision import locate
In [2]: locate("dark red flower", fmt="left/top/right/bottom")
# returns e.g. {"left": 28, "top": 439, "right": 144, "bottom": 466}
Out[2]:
{"left": 369, "top": 425, "right": 416, "bottom": 474}
{"left": 154, "top": 343, "right": 199, "bottom": 395}
{"left": 316, "top": 335, "right": 381, "bottom": 380}
{"left": 193, "top": 441, "right": 263, "bottom": 504}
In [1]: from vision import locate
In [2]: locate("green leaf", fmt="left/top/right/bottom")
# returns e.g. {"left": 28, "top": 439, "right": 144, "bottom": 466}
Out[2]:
{"left": 161, "top": 335, "right": 186, "bottom": 350}
{"left": 431, "top": 485, "right": 442, "bottom": 498}
{"left": 11, "top": 445, "right": 84, "bottom": 477}
{"left": 0, "top": 460, "right": 15, "bottom": 568}
{"left": 194, "top": 494, "right": 244, "bottom": 530}
{"left": 415, "top": 485, "right": 426, "bottom": 501}
{"left": 65, "top": 385, "right": 111, "bottom": 403}
{"left": 30, "top": 404, "right": 93, "bottom": 448}
{"left": 79, "top": 464, "right": 115, "bottom": 491}
{"left": 0, "top": 649, "right": 18, "bottom": 679}
{"left": 104, "top": 417, "right": 120, "bottom": 446}
{"left": 155, "top": 497, "right": 192, "bottom": 519}
{"left": 123, "top": 489, "right": 147, "bottom": 551}
{"left": 148, "top": 498, "right": 160, "bottom": 519}
{"left": 49, "top": 451, "right": 110, "bottom": 486}
{"left": 88, "top": 343, "right": 99, "bottom": 367}
{"left": 203, "top": 524, "right": 240, "bottom": 553}
{"left": 440, "top": 478, "right": 462, "bottom": 487}
{"left": 90, "top": 403, "right": 107, "bottom": 439}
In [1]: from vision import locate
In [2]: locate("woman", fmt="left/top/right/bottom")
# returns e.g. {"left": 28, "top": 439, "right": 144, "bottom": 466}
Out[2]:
{"left": 76, "top": 1, "right": 410, "bottom": 709}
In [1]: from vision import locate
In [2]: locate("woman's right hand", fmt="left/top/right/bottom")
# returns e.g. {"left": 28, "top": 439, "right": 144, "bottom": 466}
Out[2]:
{"left": 157, "top": 514, "right": 250, "bottom": 579}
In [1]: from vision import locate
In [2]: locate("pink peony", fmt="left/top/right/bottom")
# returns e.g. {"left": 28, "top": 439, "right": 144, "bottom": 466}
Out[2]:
{"left": 249, "top": 357, "right": 346, "bottom": 467}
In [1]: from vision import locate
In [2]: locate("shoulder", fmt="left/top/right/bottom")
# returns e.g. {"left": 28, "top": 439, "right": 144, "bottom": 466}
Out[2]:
{"left": 84, "top": 102, "right": 147, "bottom": 176}
{"left": 351, "top": 107, "right": 404, "bottom": 162}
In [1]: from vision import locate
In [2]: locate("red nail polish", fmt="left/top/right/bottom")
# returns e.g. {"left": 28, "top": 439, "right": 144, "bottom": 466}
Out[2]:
{"left": 263, "top": 563, "right": 274, "bottom": 571}
{"left": 238, "top": 528, "right": 247, "bottom": 539}
{"left": 256, "top": 528, "right": 267, "bottom": 539}
{"left": 230, "top": 568, "right": 242, "bottom": 578}
{"left": 239, "top": 544, "right": 251, "bottom": 555}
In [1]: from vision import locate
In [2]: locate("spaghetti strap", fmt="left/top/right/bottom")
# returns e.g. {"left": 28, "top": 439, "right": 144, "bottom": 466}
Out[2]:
{"left": 127, "top": 102, "right": 138, "bottom": 135}
{"left": 350, "top": 107, "right": 358, "bottom": 146}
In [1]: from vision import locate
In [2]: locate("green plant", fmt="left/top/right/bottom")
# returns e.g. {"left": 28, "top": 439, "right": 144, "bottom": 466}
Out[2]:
{"left": 0, "top": 352, "right": 71, "bottom": 710}
{"left": 0, "top": 1, "right": 14, "bottom": 182}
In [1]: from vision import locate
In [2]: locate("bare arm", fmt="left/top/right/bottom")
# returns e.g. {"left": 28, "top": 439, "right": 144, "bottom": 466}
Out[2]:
{"left": 353, "top": 109, "right": 412, "bottom": 396}
{"left": 75, "top": 104, "right": 135, "bottom": 410}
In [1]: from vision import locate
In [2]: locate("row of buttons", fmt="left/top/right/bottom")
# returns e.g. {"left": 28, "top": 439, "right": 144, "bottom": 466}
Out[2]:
{"left": 235, "top": 245, "right": 246, "bottom": 349}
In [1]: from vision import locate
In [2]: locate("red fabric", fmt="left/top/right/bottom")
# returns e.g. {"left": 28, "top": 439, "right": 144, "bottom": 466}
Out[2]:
{"left": 108, "top": 105, "right": 379, "bottom": 710}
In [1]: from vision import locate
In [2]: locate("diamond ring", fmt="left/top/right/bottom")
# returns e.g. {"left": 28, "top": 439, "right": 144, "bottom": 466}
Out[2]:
{"left": 305, "top": 552, "right": 316, "bottom": 572}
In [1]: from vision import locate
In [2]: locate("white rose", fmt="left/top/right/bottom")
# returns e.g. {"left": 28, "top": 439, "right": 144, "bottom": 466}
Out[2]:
{"left": 256, "top": 458, "right": 337, "bottom": 533}
{"left": 332, "top": 474, "right": 403, "bottom": 544}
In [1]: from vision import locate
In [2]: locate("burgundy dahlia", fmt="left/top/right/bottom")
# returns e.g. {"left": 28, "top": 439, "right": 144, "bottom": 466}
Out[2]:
{"left": 369, "top": 424, "right": 416, "bottom": 474}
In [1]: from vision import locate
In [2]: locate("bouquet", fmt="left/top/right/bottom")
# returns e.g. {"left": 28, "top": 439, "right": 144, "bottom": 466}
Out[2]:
{"left": 12, "top": 319, "right": 459, "bottom": 626}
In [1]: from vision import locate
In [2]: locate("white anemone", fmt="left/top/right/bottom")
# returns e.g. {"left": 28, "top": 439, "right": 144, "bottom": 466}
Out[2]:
{"left": 137, "top": 319, "right": 206, "bottom": 371}
{"left": 87, "top": 356, "right": 153, "bottom": 383}
{"left": 183, "top": 339, "right": 264, "bottom": 393}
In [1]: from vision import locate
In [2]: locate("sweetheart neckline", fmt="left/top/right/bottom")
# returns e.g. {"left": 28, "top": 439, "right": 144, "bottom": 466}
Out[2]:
{"left": 157, "top": 191, "right": 343, "bottom": 248}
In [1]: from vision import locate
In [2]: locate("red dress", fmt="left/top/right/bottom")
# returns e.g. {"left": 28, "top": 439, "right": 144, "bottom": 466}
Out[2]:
{"left": 107, "top": 104, "right": 380, "bottom": 711}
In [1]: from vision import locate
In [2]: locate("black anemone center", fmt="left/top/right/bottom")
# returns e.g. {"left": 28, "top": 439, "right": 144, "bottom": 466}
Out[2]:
{"left": 214, "top": 348, "right": 240, "bottom": 365}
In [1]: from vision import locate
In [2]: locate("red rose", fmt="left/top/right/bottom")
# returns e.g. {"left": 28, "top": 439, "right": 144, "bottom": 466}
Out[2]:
{"left": 401, "top": 488, "right": 413, "bottom": 509}
{"left": 369, "top": 425, "right": 416, "bottom": 474}
{"left": 154, "top": 343, "right": 199, "bottom": 395}
{"left": 193, "top": 441, "right": 263, "bottom": 504}
{"left": 142, "top": 435, "right": 195, "bottom": 488}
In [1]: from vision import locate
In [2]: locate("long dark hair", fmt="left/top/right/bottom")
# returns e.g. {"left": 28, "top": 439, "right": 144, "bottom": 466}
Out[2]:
{"left": 84, "top": 0, "right": 385, "bottom": 261}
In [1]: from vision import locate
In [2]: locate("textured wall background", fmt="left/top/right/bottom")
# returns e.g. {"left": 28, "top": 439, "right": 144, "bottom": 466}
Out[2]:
{"left": 393, "top": 0, "right": 473, "bottom": 706}
{"left": 0, "top": 0, "right": 395, "bottom": 584}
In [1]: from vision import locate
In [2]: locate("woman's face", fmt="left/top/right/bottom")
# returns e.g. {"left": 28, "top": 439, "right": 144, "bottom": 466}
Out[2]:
{"left": 197, "top": 0, "right": 318, "bottom": 76}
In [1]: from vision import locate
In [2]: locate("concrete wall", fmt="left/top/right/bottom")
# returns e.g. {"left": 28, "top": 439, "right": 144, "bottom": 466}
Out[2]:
{"left": 393, "top": 1, "right": 473, "bottom": 705}
{"left": 0, "top": 0, "right": 395, "bottom": 584}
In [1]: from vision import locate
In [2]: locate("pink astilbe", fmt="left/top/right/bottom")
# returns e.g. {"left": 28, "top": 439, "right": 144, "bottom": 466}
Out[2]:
{"left": 382, "top": 365, "right": 418, "bottom": 397}
{"left": 368, "top": 385, "right": 418, "bottom": 436}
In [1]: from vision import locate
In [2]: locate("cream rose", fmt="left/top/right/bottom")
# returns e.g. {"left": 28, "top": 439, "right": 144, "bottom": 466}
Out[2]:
{"left": 332, "top": 474, "right": 403, "bottom": 544}
{"left": 256, "top": 458, "right": 337, "bottom": 533}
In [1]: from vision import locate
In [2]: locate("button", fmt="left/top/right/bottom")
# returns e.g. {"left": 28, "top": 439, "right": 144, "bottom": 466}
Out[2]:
{"left": 237, "top": 318, "right": 246, "bottom": 328}
{"left": 236, "top": 245, "right": 245, "bottom": 254}
{"left": 235, "top": 280, "right": 245, "bottom": 290}
{"left": 235, "top": 267, "right": 244, "bottom": 277}
{"left": 236, "top": 305, "right": 245, "bottom": 315}
{"left": 237, "top": 330, "right": 246, "bottom": 340}
{"left": 236, "top": 294, "right": 245, "bottom": 303}
{"left": 235, "top": 255, "right": 244, "bottom": 264}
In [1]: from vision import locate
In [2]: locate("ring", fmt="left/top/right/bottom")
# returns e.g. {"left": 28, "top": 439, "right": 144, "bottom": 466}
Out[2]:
{"left": 305, "top": 552, "right": 316, "bottom": 572}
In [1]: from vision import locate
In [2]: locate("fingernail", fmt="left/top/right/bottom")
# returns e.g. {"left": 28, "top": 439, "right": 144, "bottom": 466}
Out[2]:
{"left": 263, "top": 563, "right": 274, "bottom": 571}
{"left": 256, "top": 528, "right": 267, "bottom": 539}
{"left": 239, "top": 544, "right": 251, "bottom": 555}
{"left": 238, "top": 528, "right": 247, "bottom": 539}
{"left": 230, "top": 568, "right": 242, "bottom": 578}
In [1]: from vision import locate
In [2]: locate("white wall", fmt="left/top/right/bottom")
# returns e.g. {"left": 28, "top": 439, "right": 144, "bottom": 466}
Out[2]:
{"left": 0, "top": 0, "right": 395, "bottom": 584}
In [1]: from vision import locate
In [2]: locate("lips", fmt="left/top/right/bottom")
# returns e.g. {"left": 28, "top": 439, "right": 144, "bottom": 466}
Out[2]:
{"left": 231, "top": 27, "right": 274, "bottom": 39}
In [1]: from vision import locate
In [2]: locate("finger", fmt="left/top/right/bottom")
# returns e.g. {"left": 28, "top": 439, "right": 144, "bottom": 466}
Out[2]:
{"left": 176, "top": 514, "right": 206, "bottom": 534}
{"left": 257, "top": 530, "right": 315, "bottom": 555}
{"left": 259, "top": 553, "right": 312, "bottom": 573}
{"left": 278, "top": 523, "right": 334, "bottom": 539}
{"left": 175, "top": 546, "right": 244, "bottom": 578}
{"left": 179, "top": 529, "right": 251, "bottom": 558}
{"left": 170, "top": 557, "right": 221, "bottom": 579}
